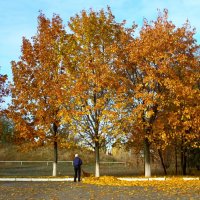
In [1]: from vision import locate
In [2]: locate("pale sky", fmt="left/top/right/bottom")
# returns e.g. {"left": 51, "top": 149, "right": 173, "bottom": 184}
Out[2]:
{"left": 1, "top": 0, "right": 200, "bottom": 81}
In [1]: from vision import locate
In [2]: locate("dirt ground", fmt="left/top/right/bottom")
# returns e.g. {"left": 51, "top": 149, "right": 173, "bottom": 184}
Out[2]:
{"left": 0, "top": 181, "right": 199, "bottom": 200}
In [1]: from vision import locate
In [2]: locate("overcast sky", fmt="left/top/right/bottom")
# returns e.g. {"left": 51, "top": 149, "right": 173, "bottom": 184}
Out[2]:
{"left": 1, "top": 0, "right": 200, "bottom": 81}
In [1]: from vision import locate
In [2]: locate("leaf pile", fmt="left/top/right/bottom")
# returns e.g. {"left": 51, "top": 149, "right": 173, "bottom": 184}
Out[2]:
{"left": 83, "top": 176, "right": 200, "bottom": 198}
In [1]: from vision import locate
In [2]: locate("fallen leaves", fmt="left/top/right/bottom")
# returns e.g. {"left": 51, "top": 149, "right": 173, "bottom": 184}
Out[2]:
{"left": 0, "top": 178, "right": 199, "bottom": 199}
{"left": 83, "top": 176, "right": 200, "bottom": 198}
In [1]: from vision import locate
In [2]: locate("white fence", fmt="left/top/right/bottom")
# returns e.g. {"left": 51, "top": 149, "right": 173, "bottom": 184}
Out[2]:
{"left": 0, "top": 160, "right": 73, "bottom": 166}
{"left": 0, "top": 161, "right": 126, "bottom": 165}
{"left": 0, "top": 161, "right": 128, "bottom": 176}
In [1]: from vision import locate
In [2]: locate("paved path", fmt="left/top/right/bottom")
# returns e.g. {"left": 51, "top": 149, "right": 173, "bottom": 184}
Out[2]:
{"left": 0, "top": 177, "right": 199, "bottom": 181}
{"left": 0, "top": 181, "right": 199, "bottom": 200}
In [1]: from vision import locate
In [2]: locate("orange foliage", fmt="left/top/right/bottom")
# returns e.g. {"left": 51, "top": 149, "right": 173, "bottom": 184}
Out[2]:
{"left": 10, "top": 13, "right": 72, "bottom": 150}
{"left": 9, "top": 8, "right": 200, "bottom": 177}
{"left": 118, "top": 9, "right": 200, "bottom": 150}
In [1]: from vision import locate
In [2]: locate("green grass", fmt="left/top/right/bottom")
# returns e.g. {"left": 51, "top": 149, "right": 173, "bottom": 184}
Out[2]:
{"left": 0, "top": 162, "right": 142, "bottom": 177}
{"left": 0, "top": 144, "right": 199, "bottom": 177}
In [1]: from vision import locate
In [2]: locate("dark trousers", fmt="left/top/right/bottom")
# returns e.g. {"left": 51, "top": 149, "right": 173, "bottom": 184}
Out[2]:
{"left": 74, "top": 166, "right": 81, "bottom": 182}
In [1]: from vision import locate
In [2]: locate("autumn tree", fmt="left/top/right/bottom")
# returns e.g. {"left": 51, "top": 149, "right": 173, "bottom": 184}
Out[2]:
{"left": 120, "top": 10, "right": 200, "bottom": 176}
{"left": 0, "top": 115, "right": 14, "bottom": 143}
{"left": 10, "top": 13, "right": 73, "bottom": 176}
{"left": 0, "top": 72, "right": 10, "bottom": 142}
{"left": 0, "top": 73, "right": 9, "bottom": 111}
{"left": 67, "top": 8, "right": 133, "bottom": 177}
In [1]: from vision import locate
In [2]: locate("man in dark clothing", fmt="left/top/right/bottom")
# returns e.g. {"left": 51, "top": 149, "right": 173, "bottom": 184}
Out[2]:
{"left": 73, "top": 154, "right": 82, "bottom": 182}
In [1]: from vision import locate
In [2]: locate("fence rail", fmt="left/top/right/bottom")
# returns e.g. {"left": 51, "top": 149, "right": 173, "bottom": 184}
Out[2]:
{"left": 0, "top": 161, "right": 126, "bottom": 166}
{"left": 0, "top": 161, "right": 73, "bottom": 166}
{"left": 0, "top": 161, "right": 129, "bottom": 176}
{"left": 100, "top": 161, "right": 126, "bottom": 167}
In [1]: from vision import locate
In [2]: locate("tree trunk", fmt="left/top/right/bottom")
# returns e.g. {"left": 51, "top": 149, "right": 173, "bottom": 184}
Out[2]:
{"left": 158, "top": 149, "right": 167, "bottom": 175}
{"left": 175, "top": 145, "right": 178, "bottom": 175}
{"left": 52, "top": 123, "right": 58, "bottom": 177}
{"left": 181, "top": 148, "right": 187, "bottom": 175}
{"left": 95, "top": 141, "right": 100, "bottom": 177}
{"left": 144, "top": 138, "right": 151, "bottom": 177}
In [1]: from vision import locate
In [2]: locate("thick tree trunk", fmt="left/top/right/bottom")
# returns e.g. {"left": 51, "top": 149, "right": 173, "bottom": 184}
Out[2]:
{"left": 158, "top": 149, "right": 167, "bottom": 175}
{"left": 144, "top": 138, "right": 151, "bottom": 177}
{"left": 95, "top": 141, "right": 100, "bottom": 177}
{"left": 52, "top": 123, "right": 58, "bottom": 177}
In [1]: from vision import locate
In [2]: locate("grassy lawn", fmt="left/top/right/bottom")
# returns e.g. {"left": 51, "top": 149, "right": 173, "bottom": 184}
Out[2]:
{"left": 0, "top": 162, "right": 144, "bottom": 177}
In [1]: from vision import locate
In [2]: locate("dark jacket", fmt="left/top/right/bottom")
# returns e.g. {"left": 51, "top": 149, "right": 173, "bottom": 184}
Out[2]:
{"left": 73, "top": 157, "right": 82, "bottom": 168}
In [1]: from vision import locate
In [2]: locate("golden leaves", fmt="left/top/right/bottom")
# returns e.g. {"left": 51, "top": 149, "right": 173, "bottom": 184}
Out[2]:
{"left": 119, "top": 8, "right": 200, "bottom": 153}
{"left": 9, "top": 8, "right": 200, "bottom": 175}
{"left": 83, "top": 176, "right": 122, "bottom": 186}
{"left": 10, "top": 12, "right": 73, "bottom": 149}
{"left": 83, "top": 176, "right": 200, "bottom": 198}
{"left": 83, "top": 176, "right": 200, "bottom": 188}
